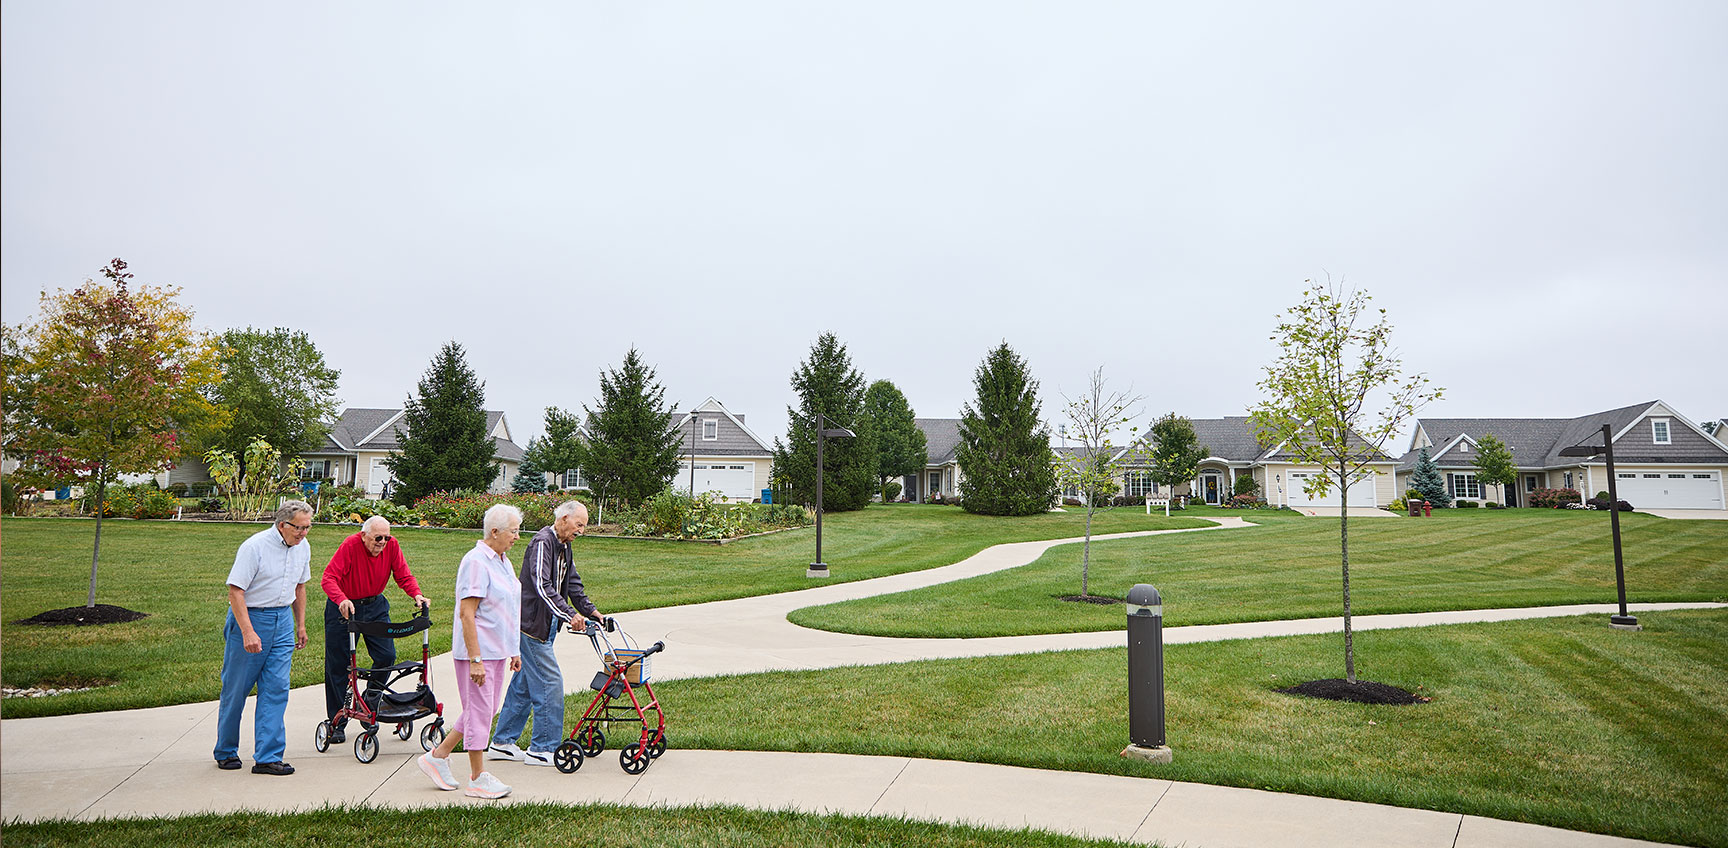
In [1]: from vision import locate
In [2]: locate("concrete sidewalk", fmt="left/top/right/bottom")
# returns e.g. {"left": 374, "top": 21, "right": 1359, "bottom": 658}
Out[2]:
{"left": 1, "top": 516, "right": 1714, "bottom": 847}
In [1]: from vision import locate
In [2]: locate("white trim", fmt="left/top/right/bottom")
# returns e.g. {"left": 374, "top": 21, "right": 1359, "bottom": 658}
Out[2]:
{"left": 702, "top": 419, "right": 719, "bottom": 441}
{"left": 676, "top": 397, "right": 772, "bottom": 453}
{"left": 1651, "top": 418, "right": 1672, "bottom": 445}
{"left": 359, "top": 410, "right": 408, "bottom": 447}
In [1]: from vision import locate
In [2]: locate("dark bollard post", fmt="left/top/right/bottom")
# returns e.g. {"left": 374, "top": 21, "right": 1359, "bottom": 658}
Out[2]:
{"left": 1121, "top": 583, "right": 1173, "bottom": 764}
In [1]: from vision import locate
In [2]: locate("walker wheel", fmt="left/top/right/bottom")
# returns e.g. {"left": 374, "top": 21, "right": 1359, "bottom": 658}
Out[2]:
{"left": 619, "top": 743, "right": 649, "bottom": 775}
{"left": 554, "top": 740, "right": 584, "bottom": 774}
{"left": 577, "top": 726, "right": 605, "bottom": 757}
{"left": 646, "top": 731, "right": 666, "bottom": 759}
{"left": 355, "top": 730, "right": 379, "bottom": 764}
{"left": 419, "top": 722, "right": 446, "bottom": 752}
{"left": 395, "top": 721, "right": 413, "bottom": 741}
{"left": 314, "top": 721, "right": 332, "bottom": 753}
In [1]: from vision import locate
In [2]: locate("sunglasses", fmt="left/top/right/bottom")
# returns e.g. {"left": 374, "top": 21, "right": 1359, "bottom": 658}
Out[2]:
{"left": 369, "top": 534, "right": 390, "bottom": 543}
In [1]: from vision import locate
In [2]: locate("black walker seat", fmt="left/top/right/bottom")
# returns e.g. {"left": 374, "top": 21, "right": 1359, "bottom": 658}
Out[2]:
{"left": 315, "top": 607, "right": 446, "bottom": 763}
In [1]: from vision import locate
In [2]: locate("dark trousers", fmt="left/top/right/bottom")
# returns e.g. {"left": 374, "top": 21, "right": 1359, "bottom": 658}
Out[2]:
{"left": 324, "top": 596, "right": 396, "bottom": 725}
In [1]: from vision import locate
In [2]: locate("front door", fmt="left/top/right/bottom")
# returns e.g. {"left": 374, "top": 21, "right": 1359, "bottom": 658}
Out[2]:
{"left": 1506, "top": 482, "right": 1518, "bottom": 508}
{"left": 929, "top": 471, "right": 942, "bottom": 501}
{"left": 1203, "top": 473, "right": 1221, "bottom": 504}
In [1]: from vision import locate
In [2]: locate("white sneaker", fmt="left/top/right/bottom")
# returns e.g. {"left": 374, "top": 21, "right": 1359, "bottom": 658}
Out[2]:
{"left": 417, "top": 753, "right": 457, "bottom": 791}
{"left": 485, "top": 742, "right": 524, "bottom": 761}
{"left": 465, "top": 771, "right": 512, "bottom": 799}
{"left": 523, "top": 749, "right": 554, "bottom": 767}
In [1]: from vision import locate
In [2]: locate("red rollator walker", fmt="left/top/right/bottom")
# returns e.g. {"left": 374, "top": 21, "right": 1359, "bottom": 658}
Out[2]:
{"left": 554, "top": 617, "right": 666, "bottom": 774}
{"left": 314, "top": 607, "right": 445, "bottom": 763}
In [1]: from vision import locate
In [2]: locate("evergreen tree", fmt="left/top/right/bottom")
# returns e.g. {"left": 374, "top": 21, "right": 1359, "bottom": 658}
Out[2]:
{"left": 385, "top": 341, "right": 499, "bottom": 503}
{"left": 512, "top": 441, "right": 547, "bottom": 493}
{"left": 956, "top": 342, "right": 1057, "bottom": 515}
{"left": 1410, "top": 446, "right": 1451, "bottom": 506}
{"left": 577, "top": 347, "right": 682, "bottom": 508}
{"left": 770, "top": 333, "right": 876, "bottom": 511}
{"left": 859, "top": 379, "right": 926, "bottom": 499}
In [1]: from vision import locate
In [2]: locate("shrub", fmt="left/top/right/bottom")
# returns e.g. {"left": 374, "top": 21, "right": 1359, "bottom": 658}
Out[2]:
{"left": 1529, "top": 488, "right": 1582, "bottom": 509}
{"left": 1585, "top": 496, "right": 1635, "bottom": 512}
{"left": 134, "top": 488, "right": 179, "bottom": 519}
{"left": 1595, "top": 491, "right": 1610, "bottom": 501}
{"left": 1232, "top": 474, "right": 1259, "bottom": 498}
{"left": 1457, "top": 500, "right": 1480, "bottom": 508}
{"left": 198, "top": 496, "right": 226, "bottom": 513}
{"left": 1111, "top": 495, "right": 1147, "bottom": 507}
{"left": 187, "top": 481, "right": 215, "bottom": 498}
{"left": 1221, "top": 493, "right": 1264, "bottom": 509}
{"left": 1389, "top": 498, "right": 1406, "bottom": 513}
{"left": 165, "top": 482, "right": 189, "bottom": 496}
{"left": 881, "top": 480, "right": 902, "bottom": 502}
{"left": 1485, "top": 501, "right": 1502, "bottom": 509}
{"left": 1, "top": 478, "right": 19, "bottom": 514}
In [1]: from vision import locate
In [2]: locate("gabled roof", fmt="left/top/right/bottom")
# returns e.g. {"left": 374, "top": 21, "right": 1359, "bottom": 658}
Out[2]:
{"left": 1394, "top": 400, "right": 1728, "bottom": 470}
{"left": 914, "top": 418, "right": 963, "bottom": 466}
{"left": 310, "top": 407, "right": 522, "bottom": 463}
{"left": 673, "top": 397, "right": 771, "bottom": 457}
{"left": 1118, "top": 416, "right": 1394, "bottom": 466}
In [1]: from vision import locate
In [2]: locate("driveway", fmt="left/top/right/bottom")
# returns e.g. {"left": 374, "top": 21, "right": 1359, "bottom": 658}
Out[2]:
{"left": 1640, "top": 508, "right": 1728, "bottom": 520}
{"left": 1290, "top": 506, "right": 1402, "bottom": 518}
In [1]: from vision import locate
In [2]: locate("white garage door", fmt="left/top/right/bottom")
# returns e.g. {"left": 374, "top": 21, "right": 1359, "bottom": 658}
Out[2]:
{"left": 1287, "top": 471, "right": 1378, "bottom": 508}
{"left": 1613, "top": 471, "right": 1723, "bottom": 510}
{"left": 680, "top": 461, "right": 757, "bottom": 500}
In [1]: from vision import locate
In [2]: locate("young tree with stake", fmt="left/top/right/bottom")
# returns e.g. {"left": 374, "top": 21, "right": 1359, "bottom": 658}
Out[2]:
{"left": 1053, "top": 368, "right": 1141, "bottom": 599}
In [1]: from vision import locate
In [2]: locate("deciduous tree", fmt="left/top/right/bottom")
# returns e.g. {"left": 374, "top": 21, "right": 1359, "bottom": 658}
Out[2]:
{"left": 859, "top": 379, "right": 926, "bottom": 500}
{"left": 11, "top": 259, "right": 225, "bottom": 607}
{"left": 385, "top": 341, "right": 498, "bottom": 502}
{"left": 577, "top": 348, "right": 683, "bottom": 509}
{"left": 1146, "top": 413, "right": 1209, "bottom": 517}
{"left": 1249, "top": 279, "right": 1441, "bottom": 684}
{"left": 207, "top": 327, "right": 341, "bottom": 475}
{"left": 956, "top": 342, "right": 1057, "bottom": 516}
{"left": 771, "top": 333, "right": 876, "bottom": 511}
{"left": 1053, "top": 368, "right": 1141, "bottom": 598}
{"left": 1472, "top": 433, "right": 1517, "bottom": 505}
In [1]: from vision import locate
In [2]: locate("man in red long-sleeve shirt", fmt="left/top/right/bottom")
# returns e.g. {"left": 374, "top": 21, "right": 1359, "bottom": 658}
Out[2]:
{"left": 320, "top": 515, "right": 429, "bottom": 742}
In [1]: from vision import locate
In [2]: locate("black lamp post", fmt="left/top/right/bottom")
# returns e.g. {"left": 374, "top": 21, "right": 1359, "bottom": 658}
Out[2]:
{"left": 1558, "top": 423, "right": 1638, "bottom": 630}
{"left": 809, "top": 411, "right": 856, "bottom": 578}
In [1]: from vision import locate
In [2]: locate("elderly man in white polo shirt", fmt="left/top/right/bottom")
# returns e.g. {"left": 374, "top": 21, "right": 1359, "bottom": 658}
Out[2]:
{"left": 214, "top": 500, "right": 313, "bottom": 775}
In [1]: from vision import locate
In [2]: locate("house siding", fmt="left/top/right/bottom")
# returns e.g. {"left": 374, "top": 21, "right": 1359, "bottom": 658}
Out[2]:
{"left": 1615, "top": 415, "right": 1728, "bottom": 462}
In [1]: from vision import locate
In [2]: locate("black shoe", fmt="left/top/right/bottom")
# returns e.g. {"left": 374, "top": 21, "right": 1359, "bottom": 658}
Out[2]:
{"left": 216, "top": 757, "right": 242, "bottom": 770}
{"left": 252, "top": 761, "right": 295, "bottom": 776}
{"left": 328, "top": 727, "right": 346, "bottom": 744}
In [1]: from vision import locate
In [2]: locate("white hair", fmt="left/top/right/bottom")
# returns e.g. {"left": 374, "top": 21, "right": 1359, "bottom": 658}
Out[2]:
{"left": 554, "top": 500, "right": 588, "bottom": 521}
{"left": 482, "top": 503, "right": 523, "bottom": 536}
{"left": 362, "top": 515, "right": 390, "bottom": 533}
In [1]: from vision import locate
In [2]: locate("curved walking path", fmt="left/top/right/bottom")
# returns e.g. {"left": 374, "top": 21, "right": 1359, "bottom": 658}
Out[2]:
{"left": 3, "top": 516, "right": 1716, "bottom": 847}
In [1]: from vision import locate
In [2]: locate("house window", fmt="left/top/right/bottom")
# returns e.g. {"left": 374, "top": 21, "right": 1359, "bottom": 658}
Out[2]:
{"left": 1695, "top": 474, "right": 1714, "bottom": 479}
{"left": 299, "top": 460, "right": 329, "bottom": 480}
{"left": 1458, "top": 441, "right": 1469, "bottom": 453}
{"left": 1643, "top": 473, "right": 1660, "bottom": 479}
{"left": 1668, "top": 474, "right": 1686, "bottom": 479}
{"left": 563, "top": 468, "right": 588, "bottom": 490}
{"left": 1124, "top": 471, "right": 1155, "bottom": 497}
{"left": 1525, "top": 475, "right": 1537, "bottom": 492}
{"left": 1652, "top": 419, "right": 1671, "bottom": 444}
{"left": 1619, "top": 473, "right": 1635, "bottom": 479}
{"left": 702, "top": 419, "right": 718, "bottom": 441}
{"left": 1448, "top": 473, "right": 1481, "bottom": 499}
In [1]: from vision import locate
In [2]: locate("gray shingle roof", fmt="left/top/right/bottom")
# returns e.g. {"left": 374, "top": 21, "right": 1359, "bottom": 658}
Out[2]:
{"left": 1396, "top": 401, "right": 1685, "bottom": 471}
{"left": 915, "top": 418, "right": 963, "bottom": 465}
{"left": 312, "top": 407, "right": 522, "bottom": 463}
{"left": 1120, "top": 417, "right": 1394, "bottom": 465}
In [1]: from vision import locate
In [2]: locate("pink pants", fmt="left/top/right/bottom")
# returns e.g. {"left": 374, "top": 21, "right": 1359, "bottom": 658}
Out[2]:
{"left": 452, "top": 658, "right": 509, "bottom": 750}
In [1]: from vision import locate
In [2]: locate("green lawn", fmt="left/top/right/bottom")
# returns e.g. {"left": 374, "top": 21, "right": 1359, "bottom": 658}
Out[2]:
{"left": 0, "top": 506, "right": 1206, "bottom": 717}
{"left": 3, "top": 803, "right": 1146, "bottom": 848}
{"left": 649, "top": 610, "right": 1728, "bottom": 847}
{"left": 789, "top": 507, "right": 1728, "bottom": 637}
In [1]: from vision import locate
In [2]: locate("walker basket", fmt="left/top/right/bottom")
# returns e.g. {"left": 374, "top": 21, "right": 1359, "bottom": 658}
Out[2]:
{"left": 605, "top": 649, "right": 652, "bottom": 685}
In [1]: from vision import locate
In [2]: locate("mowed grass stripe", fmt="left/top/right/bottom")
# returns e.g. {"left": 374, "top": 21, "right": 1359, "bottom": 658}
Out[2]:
{"left": 645, "top": 610, "right": 1728, "bottom": 847}
{"left": 788, "top": 508, "right": 1728, "bottom": 637}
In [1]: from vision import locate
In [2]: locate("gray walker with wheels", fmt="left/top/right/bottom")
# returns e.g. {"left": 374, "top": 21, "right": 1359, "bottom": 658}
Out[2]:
{"left": 554, "top": 618, "right": 667, "bottom": 774}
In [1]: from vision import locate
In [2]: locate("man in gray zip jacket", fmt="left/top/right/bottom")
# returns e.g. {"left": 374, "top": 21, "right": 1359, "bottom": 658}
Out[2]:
{"left": 487, "top": 500, "right": 606, "bottom": 766}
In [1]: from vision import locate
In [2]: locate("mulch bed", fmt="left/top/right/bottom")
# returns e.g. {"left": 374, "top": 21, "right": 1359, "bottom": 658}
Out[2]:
{"left": 1058, "top": 594, "right": 1121, "bottom": 605}
{"left": 14, "top": 604, "right": 149, "bottom": 627}
{"left": 1278, "top": 678, "right": 1430, "bottom": 705}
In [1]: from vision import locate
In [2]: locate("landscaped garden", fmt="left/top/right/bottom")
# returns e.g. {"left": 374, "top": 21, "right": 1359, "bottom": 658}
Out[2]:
{"left": 789, "top": 506, "right": 1728, "bottom": 637}
{"left": 0, "top": 505, "right": 1206, "bottom": 717}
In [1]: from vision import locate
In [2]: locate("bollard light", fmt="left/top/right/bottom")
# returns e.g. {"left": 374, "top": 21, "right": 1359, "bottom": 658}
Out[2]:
{"left": 1121, "top": 583, "right": 1173, "bottom": 763}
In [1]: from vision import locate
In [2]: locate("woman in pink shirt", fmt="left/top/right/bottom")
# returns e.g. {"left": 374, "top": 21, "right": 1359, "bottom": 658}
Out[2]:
{"left": 418, "top": 504, "right": 523, "bottom": 800}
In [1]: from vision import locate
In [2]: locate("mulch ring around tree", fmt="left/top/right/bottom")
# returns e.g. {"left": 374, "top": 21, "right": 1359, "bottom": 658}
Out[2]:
{"left": 14, "top": 604, "right": 149, "bottom": 626}
{"left": 1278, "top": 678, "right": 1431, "bottom": 705}
{"left": 1057, "top": 594, "right": 1121, "bottom": 605}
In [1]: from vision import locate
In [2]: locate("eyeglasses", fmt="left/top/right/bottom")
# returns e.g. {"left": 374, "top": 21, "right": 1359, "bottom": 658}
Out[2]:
{"left": 284, "top": 522, "right": 312, "bottom": 533}
{"left": 369, "top": 534, "right": 390, "bottom": 543}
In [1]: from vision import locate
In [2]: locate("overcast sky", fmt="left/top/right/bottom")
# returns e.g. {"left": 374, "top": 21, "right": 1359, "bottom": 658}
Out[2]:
{"left": 5, "top": 2, "right": 1724, "bottom": 452}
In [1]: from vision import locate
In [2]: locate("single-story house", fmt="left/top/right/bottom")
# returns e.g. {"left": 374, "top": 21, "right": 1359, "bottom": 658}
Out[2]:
{"left": 1396, "top": 400, "right": 1728, "bottom": 510}
{"left": 1111, "top": 417, "right": 1400, "bottom": 508}
{"left": 905, "top": 418, "right": 964, "bottom": 502}
{"left": 670, "top": 397, "right": 774, "bottom": 502}
{"left": 301, "top": 407, "right": 525, "bottom": 497}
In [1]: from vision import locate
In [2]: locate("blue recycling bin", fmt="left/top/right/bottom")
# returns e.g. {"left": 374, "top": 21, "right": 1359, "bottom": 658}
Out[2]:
{"left": 761, "top": 488, "right": 773, "bottom": 504}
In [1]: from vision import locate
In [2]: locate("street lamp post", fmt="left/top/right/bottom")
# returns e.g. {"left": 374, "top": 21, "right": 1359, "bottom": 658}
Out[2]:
{"left": 809, "top": 411, "right": 856, "bottom": 578}
{"left": 1558, "top": 423, "right": 1639, "bottom": 630}
{"left": 688, "top": 411, "right": 699, "bottom": 498}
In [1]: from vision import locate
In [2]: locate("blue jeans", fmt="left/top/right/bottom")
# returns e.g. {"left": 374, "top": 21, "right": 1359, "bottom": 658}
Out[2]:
{"left": 492, "top": 627, "right": 564, "bottom": 753}
{"left": 323, "top": 596, "right": 396, "bottom": 725}
{"left": 214, "top": 606, "right": 296, "bottom": 764}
